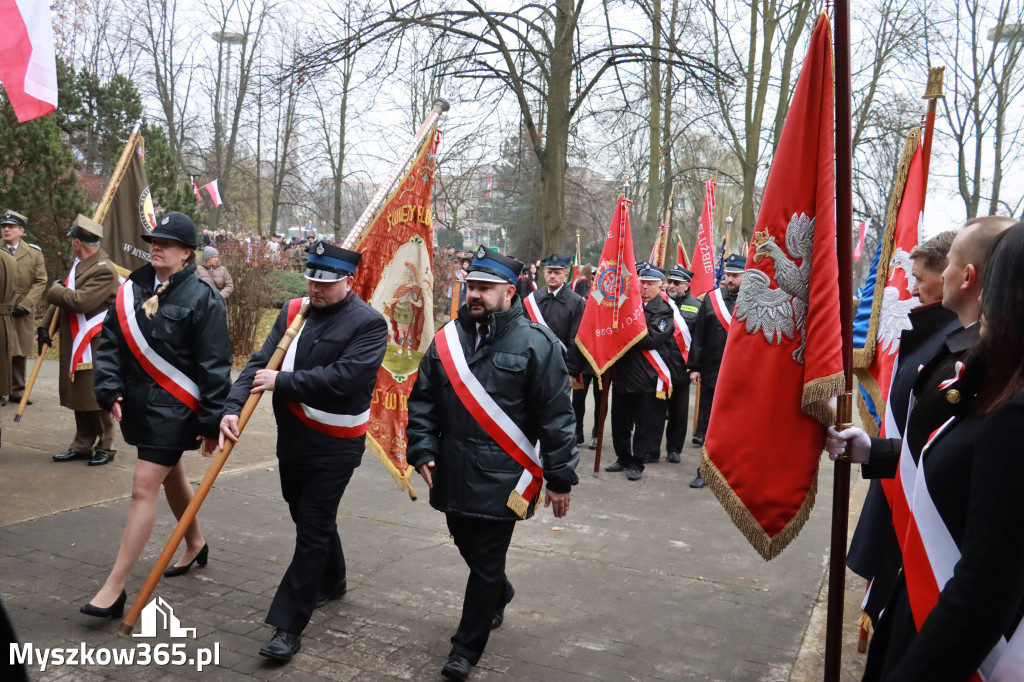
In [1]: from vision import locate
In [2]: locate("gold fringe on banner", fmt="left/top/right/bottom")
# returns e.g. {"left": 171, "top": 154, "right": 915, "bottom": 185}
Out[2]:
{"left": 367, "top": 438, "right": 418, "bottom": 501}
{"left": 802, "top": 371, "right": 845, "bottom": 427}
{"left": 699, "top": 450, "right": 818, "bottom": 561}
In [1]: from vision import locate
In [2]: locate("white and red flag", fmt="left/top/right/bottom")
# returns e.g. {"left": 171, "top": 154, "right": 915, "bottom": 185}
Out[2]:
{"left": 486, "top": 170, "right": 492, "bottom": 200}
{"left": 690, "top": 180, "right": 717, "bottom": 297}
{"left": 190, "top": 176, "right": 203, "bottom": 203}
{"left": 854, "top": 220, "right": 868, "bottom": 260}
{"left": 575, "top": 195, "right": 647, "bottom": 386}
{"left": 676, "top": 236, "right": 690, "bottom": 269}
{"left": 701, "top": 14, "right": 844, "bottom": 560}
{"left": 204, "top": 179, "right": 223, "bottom": 207}
{"left": 0, "top": 0, "right": 58, "bottom": 122}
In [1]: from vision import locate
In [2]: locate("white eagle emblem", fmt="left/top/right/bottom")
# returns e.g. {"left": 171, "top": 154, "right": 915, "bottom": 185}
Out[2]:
{"left": 735, "top": 213, "right": 814, "bottom": 363}
{"left": 875, "top": 247, "right": 920, "bottom": 355}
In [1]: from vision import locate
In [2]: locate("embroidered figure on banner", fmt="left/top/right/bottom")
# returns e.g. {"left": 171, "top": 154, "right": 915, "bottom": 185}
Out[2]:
{"left": 735, "top": 212, "right": 814, "bottom": 363}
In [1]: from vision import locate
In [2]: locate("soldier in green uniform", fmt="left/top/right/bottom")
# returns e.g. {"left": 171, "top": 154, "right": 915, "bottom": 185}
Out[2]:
{"left": 1, "top": 211, "right": 47, "bottom": 403}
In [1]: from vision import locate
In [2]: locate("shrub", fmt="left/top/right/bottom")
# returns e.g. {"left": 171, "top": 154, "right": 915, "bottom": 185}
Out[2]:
{"left": 216, "top": 242, "right": 285, "bottom": 360}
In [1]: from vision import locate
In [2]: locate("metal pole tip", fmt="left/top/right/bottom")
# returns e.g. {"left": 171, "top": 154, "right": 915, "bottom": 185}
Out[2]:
{"left": 433, "top": 98, "right": 451, "bottom": 112}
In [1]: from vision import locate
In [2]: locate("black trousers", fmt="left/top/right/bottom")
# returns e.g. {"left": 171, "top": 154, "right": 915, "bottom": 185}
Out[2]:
{"left": 663, "top": 374, "right": 691, "bottom": 454}
{"left": 266, "top": 457, "right": 354, "bottom": 635}
{"left": 611, "top": 388, "right": 667, "bottom": 471}
{"left": 446, "top": 515, "right": 516, "bottom": 664}
{"left": 572, "top": 374, "right": 604, "bottom": 439}
{"left": 694, "top": 380, "right": 716, "bottom": 440}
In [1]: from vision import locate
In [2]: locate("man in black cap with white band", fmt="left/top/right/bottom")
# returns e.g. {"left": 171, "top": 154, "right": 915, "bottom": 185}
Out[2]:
{"left": 407, "top": 246, "right": 578, "bottom": 681}
{"left": 605, "top": 262, "right": 675, "bottom": 480}
{"left": 1, "top": 210, "right": 47, "bottom": 404}
{"left": 662, "top": 266, "right": 699, "bottom": 463}
{"left": 44, "top": 215, "right": 120, "bottom": 466}
{"left": 220, "top": 239, "right": 388, "bottom": 662}
{"left": 687, "top": 254, "right": 745, "bottom": 487}
{"left": 525, "top": 253, "right": 585, "bottom": 381}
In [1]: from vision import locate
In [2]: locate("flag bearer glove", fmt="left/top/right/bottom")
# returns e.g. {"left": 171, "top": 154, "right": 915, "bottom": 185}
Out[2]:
{"left": 37, "top": 327, "right": 51, "bottom": 354}
{"left": 825, "top": 426, "right": 871, "bottom": 464}
{"left": 12, "top": 305, "right": 29, "bottom": 317}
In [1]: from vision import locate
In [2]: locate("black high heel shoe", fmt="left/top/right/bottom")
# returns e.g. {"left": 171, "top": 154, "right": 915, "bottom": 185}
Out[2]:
{"left": 164, "top": 544, "right": 209, "bottom": 577}
{"left": 80, "top": 590, "right": 126, "bottom": 618}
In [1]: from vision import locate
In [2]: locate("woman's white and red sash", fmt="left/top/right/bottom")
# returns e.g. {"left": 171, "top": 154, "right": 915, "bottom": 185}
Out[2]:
{"left": 897, "top": 416, "right": 1020, "bottom": 681}
{"left": 281, "top": 297, "right": 369, "bottom": 438}
{"left": 435, "top": 320, "right": 543, "bottom": 519}
{"left": 661, "top": 291, "right": 691, "bottom": 363}
{"left": 115, "top": 282, "right": 201, "bottom": 412}
{"left": 65, "top": 260, "right": 106, "bottom": 379}
{"left": 709, "top": 288, "right": 732, "bottom": 331}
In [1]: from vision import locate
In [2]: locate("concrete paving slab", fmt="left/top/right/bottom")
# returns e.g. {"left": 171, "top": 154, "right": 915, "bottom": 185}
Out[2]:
{"left": 1, "top": 374, "right": 870, "bottom": 680}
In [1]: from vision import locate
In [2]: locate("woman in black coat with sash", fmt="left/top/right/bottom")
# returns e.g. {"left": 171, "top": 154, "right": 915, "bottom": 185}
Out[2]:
{"left": 828, "top": 223, "right": 1024, "bottom": 681}
{"left": 80, "top": 213, "right": 232, "bottom": 618}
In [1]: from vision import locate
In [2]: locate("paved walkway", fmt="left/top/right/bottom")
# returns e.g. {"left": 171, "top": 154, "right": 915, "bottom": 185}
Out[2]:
{"left": 1, "top": 362, "right": 869, "bottom": 680}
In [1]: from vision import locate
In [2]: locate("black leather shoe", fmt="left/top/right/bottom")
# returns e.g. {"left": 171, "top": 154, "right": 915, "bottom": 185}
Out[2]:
{"left": 691, "top": 436, "right": 705, "bottom": 446}
{"left": 491, "top": 584, "right": 515, "bottom": 629}
{"left": 315, "top": 578, "right": 347, "bottom": 608}
{"left": 88, "top": 450, "right": 115, "bottom": 466}
{"left": 80, "top": 590, "right": 126, "bottom": 618}
{"left": 666, "top": 451, "right": 681, "bottom": 463}
{"left": 576, "top": 433, "right": 584, "bottom": 445}
{"left": 588, "top": 436, "right": 598, "bottom": 450}
{"left": 441, "top": 654, "right": 473, "bottom": 681}
{"left": 689, "top": 474, "right": 706, "bottom": 489}
{"left": 8, "top": 395, "right": 31, "bottom": 405}
{"left": 259, "top": 629, "right": 301, "bottom": 661}
{"left": 164, "top": 544, "right": 208, "bottom": 577}
{"left": 626, "top": 468, "right": 643, "bottom": 481}
{"left": 53, "top": 449, "right": 89, "bottom": 463}
{"left": 604, "top": 461, "right": 626, "bottom": 473}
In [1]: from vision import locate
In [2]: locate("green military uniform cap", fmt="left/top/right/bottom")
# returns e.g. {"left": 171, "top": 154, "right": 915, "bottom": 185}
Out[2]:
{"left": 67, "top": 214, "right": 103, "bottom": 242}
{"left": 1, "top": 211, "right": 27, "bottom": 228}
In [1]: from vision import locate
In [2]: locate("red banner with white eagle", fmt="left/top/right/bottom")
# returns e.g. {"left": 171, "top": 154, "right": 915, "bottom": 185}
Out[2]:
{"left": 350, "top": 128, "right": 440, "bottom": 498}
{"left": 853, "top": 129, "right": 925, "bottom": 436}
{"left": 700, "top": 14, "right": 844, "bottom": 560}
{"left": 575, "top": 195, "right": 647, "bottom": 385}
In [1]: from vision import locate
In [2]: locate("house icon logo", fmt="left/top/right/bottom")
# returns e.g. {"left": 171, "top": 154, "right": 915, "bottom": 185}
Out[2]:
{"left": 132, "top": 597, "right": 197, "bottom": 638}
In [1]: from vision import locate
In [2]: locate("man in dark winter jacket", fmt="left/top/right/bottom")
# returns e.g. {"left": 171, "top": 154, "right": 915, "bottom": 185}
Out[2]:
{"left": 687, "top": 254, "right": 745, "bottom": 487}
{"left": 662, "top": 266, "right": 700, "bottom": 463}
{"left": 522, "top": 253, "right": 585, "bottom": 377}
{"left": 220, "top": 240, "right": 388, "bottom": 663}
{"left": 605, "top": 262, "right": 675, "bottom": 480}
{"left": 407, "top": 246, "right": 579, "bottom": 681}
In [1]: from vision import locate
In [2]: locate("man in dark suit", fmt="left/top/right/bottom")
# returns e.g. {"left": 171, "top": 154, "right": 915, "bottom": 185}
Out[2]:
{"left": 662, "top": 266, "right": 699, "bottom": 463}
{"left": 524, "top": 253, "right": 585, "bottom": 379}
{"left": 221, "top": 241, "right": 388, "bottom": 662}
{"left": 687, "top": 254, "right": 745, "bottom": 487}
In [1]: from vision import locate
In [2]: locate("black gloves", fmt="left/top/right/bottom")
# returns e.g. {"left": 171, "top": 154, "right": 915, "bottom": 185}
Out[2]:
{"left": 36, "top": 327, "right": 51, "bottom": 354}
{"left": 12, "top": 305, "right": 29, "bottom": 318}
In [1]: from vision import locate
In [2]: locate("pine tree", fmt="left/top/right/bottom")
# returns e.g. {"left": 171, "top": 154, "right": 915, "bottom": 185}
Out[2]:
{"left": 0, "top": 93, "right": 87, "bottom": 275}
{"left": 142, "top": 122, "right": 198, "bottom": 222}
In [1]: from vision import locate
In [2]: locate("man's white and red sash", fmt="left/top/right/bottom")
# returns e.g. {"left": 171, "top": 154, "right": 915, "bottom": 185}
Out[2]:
{"left": 435, "top": 320, "right": 543, "bottom": 519}
{"left": 709, "top": 288, "right": 732, "bottom": 331}
{"left": 523, "top": 292, "right": 566, "bottom": 351}
{"left": 661, "top": 291, "right": 691, "bottom": 363}
{"left": 641, "top": 348, "right": 672, "bottom": 399}
{"left": 64, "top": 260, "right": 106, "bottom": 379}
{"left": 281, "top": 297, "right": 369, "bottom": 438}
{"left": 115, "top": 282, "right": 200, "bottom": 412}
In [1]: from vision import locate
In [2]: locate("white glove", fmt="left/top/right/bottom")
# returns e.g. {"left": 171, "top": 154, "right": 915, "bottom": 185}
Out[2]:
{"left": 824, "top": 426, "right": 871, "bottom": 464}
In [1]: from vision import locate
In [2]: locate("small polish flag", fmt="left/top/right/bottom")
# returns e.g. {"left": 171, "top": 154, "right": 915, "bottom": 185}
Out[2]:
{"left": 204, "top": 179, "right": 223, "bottom": 207}
{"left": 0, "top": 0, "right": 59, "bottom": 122}
{"left": 190, "top": 176, "right": 203, "bottom": 203}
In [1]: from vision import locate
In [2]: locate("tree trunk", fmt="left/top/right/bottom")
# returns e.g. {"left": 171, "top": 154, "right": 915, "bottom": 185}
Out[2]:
{"left": 645, "top": 0, "right": 663, "bottom": 245}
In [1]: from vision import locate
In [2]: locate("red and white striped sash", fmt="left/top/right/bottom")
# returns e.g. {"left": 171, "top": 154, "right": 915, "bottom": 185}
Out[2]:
{"left": 281, "top": 297, "right": 369, "bottom": 438}
{"left": 709, "top": 288, "right": 732, "bottom": 331}
{"left": 115, "top": 282, "right": 200, "bottom": 412}
{"left": 641, "top": 348, "right": 672, "bottom": 399}
{"left": 435, "top": 320, "right": 543, "bottom": 519}
{"left": 523, "top": 292, "right": 566, "bottom": 351}
{"left": 65, "top": 260, "right": 105, "bottom": 379}
{"left": 661, "top": 291, "right": 691, "bottom": 363}
{"left": 899, "top": 417, "right": 1016, "bottom": 681}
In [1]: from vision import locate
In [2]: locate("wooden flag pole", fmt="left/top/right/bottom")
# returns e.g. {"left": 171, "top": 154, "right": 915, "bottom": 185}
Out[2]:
{"left": 920, "top": 67, "right": 945, "bottom": 208}
{"left": 826, "top": 0, "right": 856, "bottom": 679}
{"left": 118, "top": 304, "right": 309, "bottom": 636}
{"left": 15, "top": 121, "right": 142, "bottom": 421}
{"left": 592, "top": 374, "right": 612, "bottom": 474}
